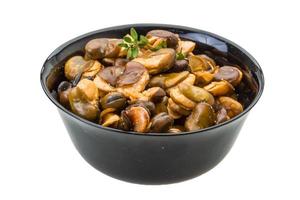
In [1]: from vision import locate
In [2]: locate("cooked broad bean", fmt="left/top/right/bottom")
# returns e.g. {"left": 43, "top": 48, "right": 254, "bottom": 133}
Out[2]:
{"left": 57, "top": 28, "right": 246, "bottom": 133}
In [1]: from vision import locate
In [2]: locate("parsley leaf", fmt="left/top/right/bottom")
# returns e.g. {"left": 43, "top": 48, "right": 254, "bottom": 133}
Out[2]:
{"left": 176, "top": 48, "right": 186, "bottom": 60}
{"left": 130, "top": 28, "right": 138, "bottom": 41}
{"left": 119, "top": 28, "right": 149, "bottom": 59}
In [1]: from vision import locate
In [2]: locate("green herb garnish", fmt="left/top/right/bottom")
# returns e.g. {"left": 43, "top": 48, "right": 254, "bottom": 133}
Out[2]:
{"left": 118, "top": 28, "right": 149, "bottom": 60}
{"left": 176, "top": 48, "right": 186, "bottom": 60}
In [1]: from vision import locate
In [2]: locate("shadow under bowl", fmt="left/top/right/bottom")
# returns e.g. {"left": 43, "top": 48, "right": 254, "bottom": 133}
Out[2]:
{"left": 40, "top": 24, "right": 264, "bottom": 185}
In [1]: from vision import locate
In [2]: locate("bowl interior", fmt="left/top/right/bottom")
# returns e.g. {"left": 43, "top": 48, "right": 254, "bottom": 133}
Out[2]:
{"left": 41, "top": 24, "right": 264, "bottom": 135}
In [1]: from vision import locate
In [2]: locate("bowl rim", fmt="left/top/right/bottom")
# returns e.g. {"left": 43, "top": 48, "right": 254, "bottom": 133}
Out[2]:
{"left": 40, "top": 23, "right": 264, "bottom": 136}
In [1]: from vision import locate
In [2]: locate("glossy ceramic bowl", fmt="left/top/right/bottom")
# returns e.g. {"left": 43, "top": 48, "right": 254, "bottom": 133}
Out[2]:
{"left": 40, "top": 24, "right": 264, "bottom": 184}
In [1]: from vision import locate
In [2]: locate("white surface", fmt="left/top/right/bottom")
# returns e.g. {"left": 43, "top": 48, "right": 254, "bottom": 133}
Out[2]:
{"left": 0, "top": 0, "right": 299, "bottom": 199}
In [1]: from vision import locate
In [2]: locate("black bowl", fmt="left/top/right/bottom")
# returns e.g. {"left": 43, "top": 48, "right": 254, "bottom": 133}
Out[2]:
{"left": 40, "top": 24, "right": 264, "bottom": 184}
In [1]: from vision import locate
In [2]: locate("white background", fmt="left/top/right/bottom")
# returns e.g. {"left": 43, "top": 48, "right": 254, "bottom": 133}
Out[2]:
{"left": 0, "top": 0, "right": 299, "bottom": 199}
